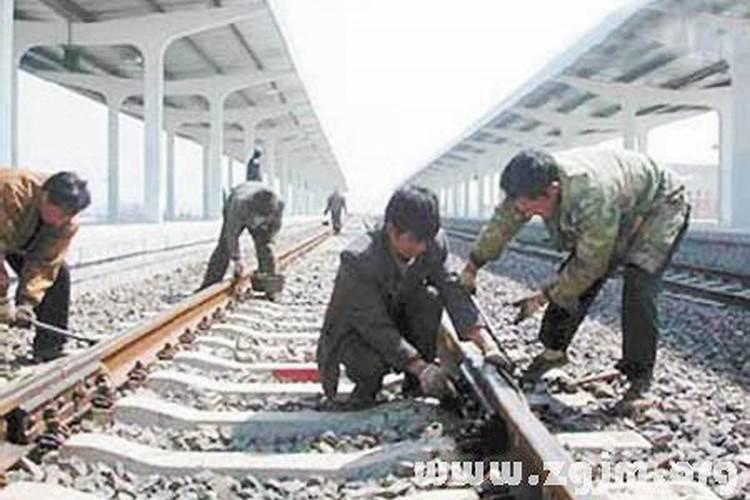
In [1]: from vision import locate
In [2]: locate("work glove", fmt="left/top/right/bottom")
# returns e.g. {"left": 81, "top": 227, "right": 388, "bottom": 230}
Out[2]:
{"left": 0, "top": 297, "right": 13, "bottom": 325}
{"left": 511, "top": 291, "right": 548, "bottom": 325}
{"left": 418, "top": 363, "right": 457, "bottom": 399}
{"left": 232, "top": 260, "right": 245, "bottom": 281}
{"left": 460, "top": 262, "right": 477, "bottom": 294}
{"left": 483, "top": 347, "right": 517, "bottom": 374}
{"left": 13, "top": 303, "right": 35, "bottom": 329}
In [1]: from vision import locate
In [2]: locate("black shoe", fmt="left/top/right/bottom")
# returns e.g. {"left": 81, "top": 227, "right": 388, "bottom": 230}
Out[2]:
{"left": 520, "top": 349, "right": 568, "bottom": 384}
{"left": 33, "top": 350, "right": 66, "bottom": 363}
{"left": 622, "top": 374, "right": 652, "bottom": 401}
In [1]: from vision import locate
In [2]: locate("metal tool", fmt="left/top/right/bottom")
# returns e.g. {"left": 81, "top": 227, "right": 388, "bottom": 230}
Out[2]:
{"left": 30, "top": 319, "right": 98, "bottom": 345}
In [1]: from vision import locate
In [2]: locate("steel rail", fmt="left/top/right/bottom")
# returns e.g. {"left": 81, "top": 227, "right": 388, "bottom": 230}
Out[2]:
{"left": 0, "top": 227, "right": 331, "bottom": 472}
{"left": 439, "top": 314, "right": 578, "bottom": 499}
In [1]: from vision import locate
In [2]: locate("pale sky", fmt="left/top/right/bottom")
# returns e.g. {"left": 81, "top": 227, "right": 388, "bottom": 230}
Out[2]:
{"left": 17, "top": 0, "right": 719, "bottom": 218}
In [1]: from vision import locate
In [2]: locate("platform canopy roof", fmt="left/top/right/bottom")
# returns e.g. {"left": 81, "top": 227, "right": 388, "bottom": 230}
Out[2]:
{"left": 13, "top": 0, "right": 346, "bottom": 187}
{"left": 408, "top": 0, "right": 747, "bottom": 185}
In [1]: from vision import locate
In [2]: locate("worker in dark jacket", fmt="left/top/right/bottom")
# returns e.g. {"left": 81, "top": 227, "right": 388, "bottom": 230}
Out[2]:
{"left": 317, "top": 185, "right": 507, "bottom": 408}
{"left": 323, "top": 188, "right": 347, "bottom": 234}
{"left": 0, "top": 169, "right": 91, "bottom": 362}
{"left": 246, "top": 148, "right": 262, "bottom": 182}
{"left": 199, "top": 162, "right": 285, "bottom": 299}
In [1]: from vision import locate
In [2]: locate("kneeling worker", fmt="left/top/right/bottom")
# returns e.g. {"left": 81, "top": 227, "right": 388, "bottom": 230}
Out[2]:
{"left": 317, "top": 185, "right": 506, "bottom": 408}
{"left": 199, "top": 162, "right": 285, "bottom": 299}
{"left": 461, "top": 148, "right": 690, "bottom": 401}
{"left": 0, "top": 169, "right": 91, "bottom": 362}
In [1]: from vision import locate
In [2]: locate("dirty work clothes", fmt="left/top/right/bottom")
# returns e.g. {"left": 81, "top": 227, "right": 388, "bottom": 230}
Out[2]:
{"left": 4, "top": 253, "right": 70, "bottom": 359}
{"left": 317, "top": 227, "right": 480, "bottom": 400}
{"left": 324, "top": 192, "right": 347, "bottom": 231}
{"left": 469, "top": 147, "right": 690, "bottom": 313}
{"left": 0, "top": 168, "right": 78, "bottom": 308}
{"left": 199, "top": 181, "right": 284, "bottom": 289}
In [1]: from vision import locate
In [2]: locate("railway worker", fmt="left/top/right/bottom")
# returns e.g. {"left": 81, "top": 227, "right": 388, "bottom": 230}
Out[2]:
{"left": 198, "top": 160, "right": 285, "bottom": 300}
{"left": 317, "top": 185, "right": 507, "bottom": 409}
{"left": 246, "top": 148, "right": 262, "bottom": 182}
{"left": 323, "top": 187, "right": 347, "bottom": 234}
{"left": 461, "top": 147, "right": 690, "bottom": 401}
{"left": 0, "top": 169, "right": 91, "bottom": 362}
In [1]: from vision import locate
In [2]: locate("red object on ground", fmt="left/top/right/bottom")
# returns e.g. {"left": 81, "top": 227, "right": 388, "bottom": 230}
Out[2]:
{"left": 272, "top": 367, "right": 321, "bottom": 382}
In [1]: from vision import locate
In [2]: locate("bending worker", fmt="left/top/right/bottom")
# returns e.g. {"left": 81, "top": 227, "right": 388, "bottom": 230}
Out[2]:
{"left": 461, "top": 147, "right": 690, "bottom": 401}
{"left": 199, "top": 162, "right": 285, "bottom": 300}
{"left": 323, "top": 188, "right": 347, "bottom": 234}
{"left": 317, "top": 185, "right": 507, "bottom": 409}
{"left": 0, "top": 169, "right": 91, "bottom": 362}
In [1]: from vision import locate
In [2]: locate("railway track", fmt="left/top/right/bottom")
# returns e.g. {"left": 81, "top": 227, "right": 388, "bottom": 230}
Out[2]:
{"left": 0, "top": 223, "right": 735, "bottom": 499}
{"left": 444, "top": 226, "right": 750, "bottom": 308}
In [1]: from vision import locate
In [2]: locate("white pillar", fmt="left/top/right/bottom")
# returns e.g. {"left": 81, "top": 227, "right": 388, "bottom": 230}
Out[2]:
{"left": 142, "top": 44, "right": 166, "bottom": 222}
{"left": 463, "top": 177, "right": 471, "bottom": 217}
{"left": 0, "top": 0, "right": 14, "bottom": 165}
{"left": 227, "top": 157, "right": 234, "bottom": 189}
{"left": 636, "top": 129, "right": 649, "bottom": 154}
{"left": 265, "top": 138, "right": 277, "bottom": 189}
{"left": 622, "top": 100, "right": 637, "bottom": 150}
{"left": 106, "top": 94, "right": 126, "bottom": 223}
{"left": 720, "top": 32, "right": 750, "bottom": 228}
{"left": 202, "top": 144, "right": 210, "bottom": 219}
{"left": 452, "top": 182, "right": 461, "bottom": 218}
{"left": 477, "top": 173, "right": 486, "bottom": 218}
{"left": 206, "top": 92, "right": 226, "bottom": 219}
{"left": 279, "top": 151, "right": 289, "bottom": 203}
{"left": 166, "top": 130, "right": 176, "bottom": 220}
{"left": 489, "top": 171, "right": 498, "bottom": 212}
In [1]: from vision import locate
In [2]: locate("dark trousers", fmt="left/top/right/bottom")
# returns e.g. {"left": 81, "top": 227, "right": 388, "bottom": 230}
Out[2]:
{"left": 199, "top": 223, "right": 276, "bottom": 290}
{"left": 330, "top": 211, "right": 343, "bottom": 233}
{"left": 338, "top": 286, "right": 443, "bottom": 400}
{"left": 538, "top": 206, "right": 689, "bottom": 378}
{"left": 5, "top": 254, "right": 70, "bottom": 355}
{"left": 538, "top": 266, "right": 661, "bottom": 377}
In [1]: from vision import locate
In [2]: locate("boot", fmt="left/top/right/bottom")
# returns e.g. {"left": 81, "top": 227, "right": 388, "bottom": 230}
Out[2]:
{"left": 520, "top": 349, "right": 568, "bottom": 383}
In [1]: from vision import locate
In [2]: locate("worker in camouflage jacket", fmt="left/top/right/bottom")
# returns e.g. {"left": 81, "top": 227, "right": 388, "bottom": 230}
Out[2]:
{"left": 199, "top": 162, "right": 284, "bottom": 299}
{"left": 0, "top": 169, "right": 91, "bottom": 362}
{"left": 323, "top": 188, "right": 347, "bottom": 234}
{"left": 461, "top": 148, "right": 690, "bottom": 401}
{"left": 317, "top": 185, "right": 507, "bottom": 408}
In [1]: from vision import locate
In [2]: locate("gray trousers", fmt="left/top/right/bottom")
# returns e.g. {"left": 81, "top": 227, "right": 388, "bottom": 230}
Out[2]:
{"left": 199, "top": 223, "right": 276, "bottom": 290}
{"left": 338, "top": 286, "right": 443, "bottom": 401}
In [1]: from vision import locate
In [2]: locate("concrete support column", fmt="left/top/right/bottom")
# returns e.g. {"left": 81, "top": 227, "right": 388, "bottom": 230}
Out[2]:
{"left": 165, "top": 130, "right": 176, "bottom": 220}
{"left": 206, "top": 92, "right": 226, "bottom": 219}
{"left": 202, "top": 144, "right": 210, "bottom": 219}
{"left": 622, "top": 100, "right": 637, "bottom": 151}
{"left": 265, "top": 139, "right": 277, "bottom": 189}
{"left": 477, "top": 173, "right": 486, "bottom": 218}
{"left": 0, "top": 0, "right": 14, "bottom": 165}
{"left": 463, "top": 176, "right": 471, "bottom": 217}
{"left": 636, "top": 129, "right": 649, "bottom": 154}
{"left": 489, "top": 171, "right": 498, "bottom": 212}
{"left": 452, "top": 182, "right": 461, "bottom": 218}
{"left": 227, "top": 157, "right": 234, "bottom": 189}
{"left": 106, "top": 93, "right": 127, "bottom": 223}
{"left": 279, "top": 150, "right": 289, "bottom": 203}
{"left": 720, "top": 32, "right": 750, "bottom": 228}
{"left": 142, "top": 44, "right": 166, "bottom": 222}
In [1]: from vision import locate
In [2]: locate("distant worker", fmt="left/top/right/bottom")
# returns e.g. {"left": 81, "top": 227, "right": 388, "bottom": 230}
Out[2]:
{"left": 317, "top": 185, "right": 509, "bottom": 409}
{"left": 323, "top": 188, "right": 347, "bottom": 234}
{"left": 199, "top": 160, "right": 285, "bottom": 300}
{"left": 246, "top": 148, "right": 262, "bottom": 182}
{"left": 461, "top": 147, "right": 690, "bottom": 402}
{"left": 0, "top": 169, "right": 91, "bottom": 362}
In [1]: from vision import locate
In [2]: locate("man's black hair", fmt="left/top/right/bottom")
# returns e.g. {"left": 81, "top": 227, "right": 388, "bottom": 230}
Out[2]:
{"left": 42, "top": 171, "right": 91, "bottom": 215}
{"left": 500, "top": 149, "right": 559, "bottom": 199}
{"left": 384, "top": 185, "right": 440, "bottom": 242}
